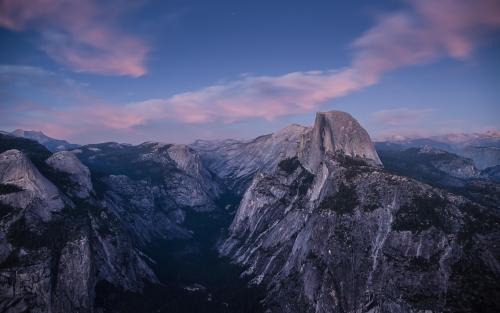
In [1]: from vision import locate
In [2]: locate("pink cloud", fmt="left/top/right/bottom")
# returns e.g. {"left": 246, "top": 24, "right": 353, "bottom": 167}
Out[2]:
{"left": 351, "top": 0, "right": 500, "bottom": 79}
{"left": 161, "top": 69, "right": 372, "bottom": 123}
{"left": 114, "top": 0, "right": 500, "bottom": 125}
{"left": 3, "top": 0, "right": 500, "bottom": 142}
{"left": 0, "top": 0, "right": 148, "bottom": 76}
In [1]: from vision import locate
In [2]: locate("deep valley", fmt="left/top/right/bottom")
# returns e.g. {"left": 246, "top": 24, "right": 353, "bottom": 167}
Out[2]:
{"left": 1, "top": 111, "right": 499, "bottom": 313}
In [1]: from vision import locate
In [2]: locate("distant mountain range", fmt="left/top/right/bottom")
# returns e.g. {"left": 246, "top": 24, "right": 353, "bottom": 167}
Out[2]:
{"left": 7, "top": 128, "right": 500, "bottom": 170}
{"left": 1, "top": 119, "right": 499, "bottom": 312}
{"left": 377, "top": 130, "right": 500, "bottom": 170}
{"left": 8, "top": 129, "right": 80, "bottom": 152}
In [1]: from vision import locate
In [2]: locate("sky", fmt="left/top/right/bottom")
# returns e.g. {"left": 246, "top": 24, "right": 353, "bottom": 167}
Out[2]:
{"left": 0, "top": 0, "right": 499, "bottom": 144}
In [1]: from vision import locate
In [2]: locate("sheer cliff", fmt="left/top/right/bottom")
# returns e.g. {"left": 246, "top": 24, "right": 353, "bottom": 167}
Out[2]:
{"left": 1, "top": 110, "right": 499, "bottom": 313}
{"left": 219, "top": 112, "right": 500, "bottom": 313}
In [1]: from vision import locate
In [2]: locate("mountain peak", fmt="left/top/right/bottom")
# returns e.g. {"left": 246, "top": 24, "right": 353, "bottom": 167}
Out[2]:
{"left": 301, "top": 110, "right": 382, "bottom": 170}
{"left": 272, "top": 123, "right": 310, "bottom": 140}
{"left": 9, "top": 129, "right": 79, "bottom": 152}
{"left": 12, "top": 129, "right": 45, "bottom": 138}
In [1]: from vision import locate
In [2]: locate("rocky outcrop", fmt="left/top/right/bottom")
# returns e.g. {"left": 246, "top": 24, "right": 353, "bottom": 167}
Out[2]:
{"left": 220, "top": 113, "right": 500, "bottom": 313}
{"left": 192, "top": 124, "right": 310, "bottom": 193}
{"left": 376, "top": 144, "right": 500, "bottom": 208}
{"left": 1, "top": 111, "right": 498, "bottom": 313}
{"left": 192, "top": 111, "right": 381, "bottom": 193}
{"left": 51, "top": 236, "right": 94, "bottom": 312}
{"left": 165, "top": 144, "right": 220, "bottom": 210}
{"left": 0, "top": 142, "right": 157, "bottom": 313}
{"left": 102, "top": 174, "right": 190, "bottom": 244}
{"left": 221, "top": 154, "right": 500, "bottom": 313}
{"left": 167, "top": 144, "right": 203, "bottom": 173}
{"left": 300, "top": 111, "right": 381, "bottom": 171}
{"left": 67, "top": 142, "right": 221, "bottom": 253}
{"left": 46, "top": 151, "right": 93, "bottom": 198}
{"left": 0, "top": 149, "right": 65, "bottom": 222}
{"left": 416, "top": 146, "right": 478, "bottom": 179}
{"left": 376, "top": 144, "right": 480, "bottom": 181}
{"left": 78, "top": 141, "right": 220, "bottom": 212}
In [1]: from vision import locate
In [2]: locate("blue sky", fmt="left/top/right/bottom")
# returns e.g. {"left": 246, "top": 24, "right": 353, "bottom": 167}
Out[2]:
{"left": 0, "top": 0, "right": 499, "bottom": 144}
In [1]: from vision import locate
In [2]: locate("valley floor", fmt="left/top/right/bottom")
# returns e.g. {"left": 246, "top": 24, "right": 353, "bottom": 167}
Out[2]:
{"left": 94, "top": 209, "right": 265, "bottom": 313}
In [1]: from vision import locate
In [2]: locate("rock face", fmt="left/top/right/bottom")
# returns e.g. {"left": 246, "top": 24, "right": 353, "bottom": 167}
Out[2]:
{"left": 101, "top": 173, "right": 190, "bottom": 244}
{"left": 46, "top": 151, "right": 93, "bottom": 198}
{"left": 72, "top": 142, "right": 220, "bottom": 246}
{"left": 0, "top": 149, "right": 65, "bottom": 222}
{"left": 376, "top": 143, "right": 500, "bottom": 208}
{"left": 0, "top": 141, "right": 157, "bottom": 313}
{"left": 192, "top": 124, "right": 310, "bottom": 193}
{"left": 0, "top": 136, "right": 234, "bottom": 313}
{"left": 416, "top": 146, "right": 478, "bottom": 179}
{"left": 1, "top": 111, "right": 499, "bottom": 313}
{"left": 301, "top": 111, "right": 382, "bottom": 171}
{"left": 165, "top": 144, "right": 220, "bottom": 210}
{"left": 376, "top": 144, "right": 481, "bottom": 181}
{"left": 78, "top": 141, "right": 220, "bottom": 212}
{"left": 192, "top": 111, "right": 381, "bottom": 192}
{"left": 220, "top": 113, "right": 500, "bottom": 313}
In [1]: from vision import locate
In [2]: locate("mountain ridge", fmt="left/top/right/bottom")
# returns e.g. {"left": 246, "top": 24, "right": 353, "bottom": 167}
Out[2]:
{"left": 9, "top": 129, "right": 80, "bottom": 152}
{"left": 377, "top": 130, "right": 500, "bottom": 170}
{"left": 1, "top": 111, "right": 499, "bottom": 313}
{"left": 219, "top": 113, "right": 500, "bottom": 313}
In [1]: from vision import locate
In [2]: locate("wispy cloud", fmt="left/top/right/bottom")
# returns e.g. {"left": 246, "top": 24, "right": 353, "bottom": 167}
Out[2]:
{"left": 0, "top": 65, "right": 77, "bottom": 90}
{"left": 110, "top": 0, "right": 500, "bottom": 125}
{"left": 0, "top": 0, "right": 149, "bottom": 76}
{"left": 351, "top": 0, "right": 500, "bottom": 75}
{"left": 371, "top": 108, "right": 435, "bottom": 127}
{"left": 0, "top": 64, "right": 88, "bottom": 108}
{"left": 2, "top": 0, "right": 500, "bottom": 142}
